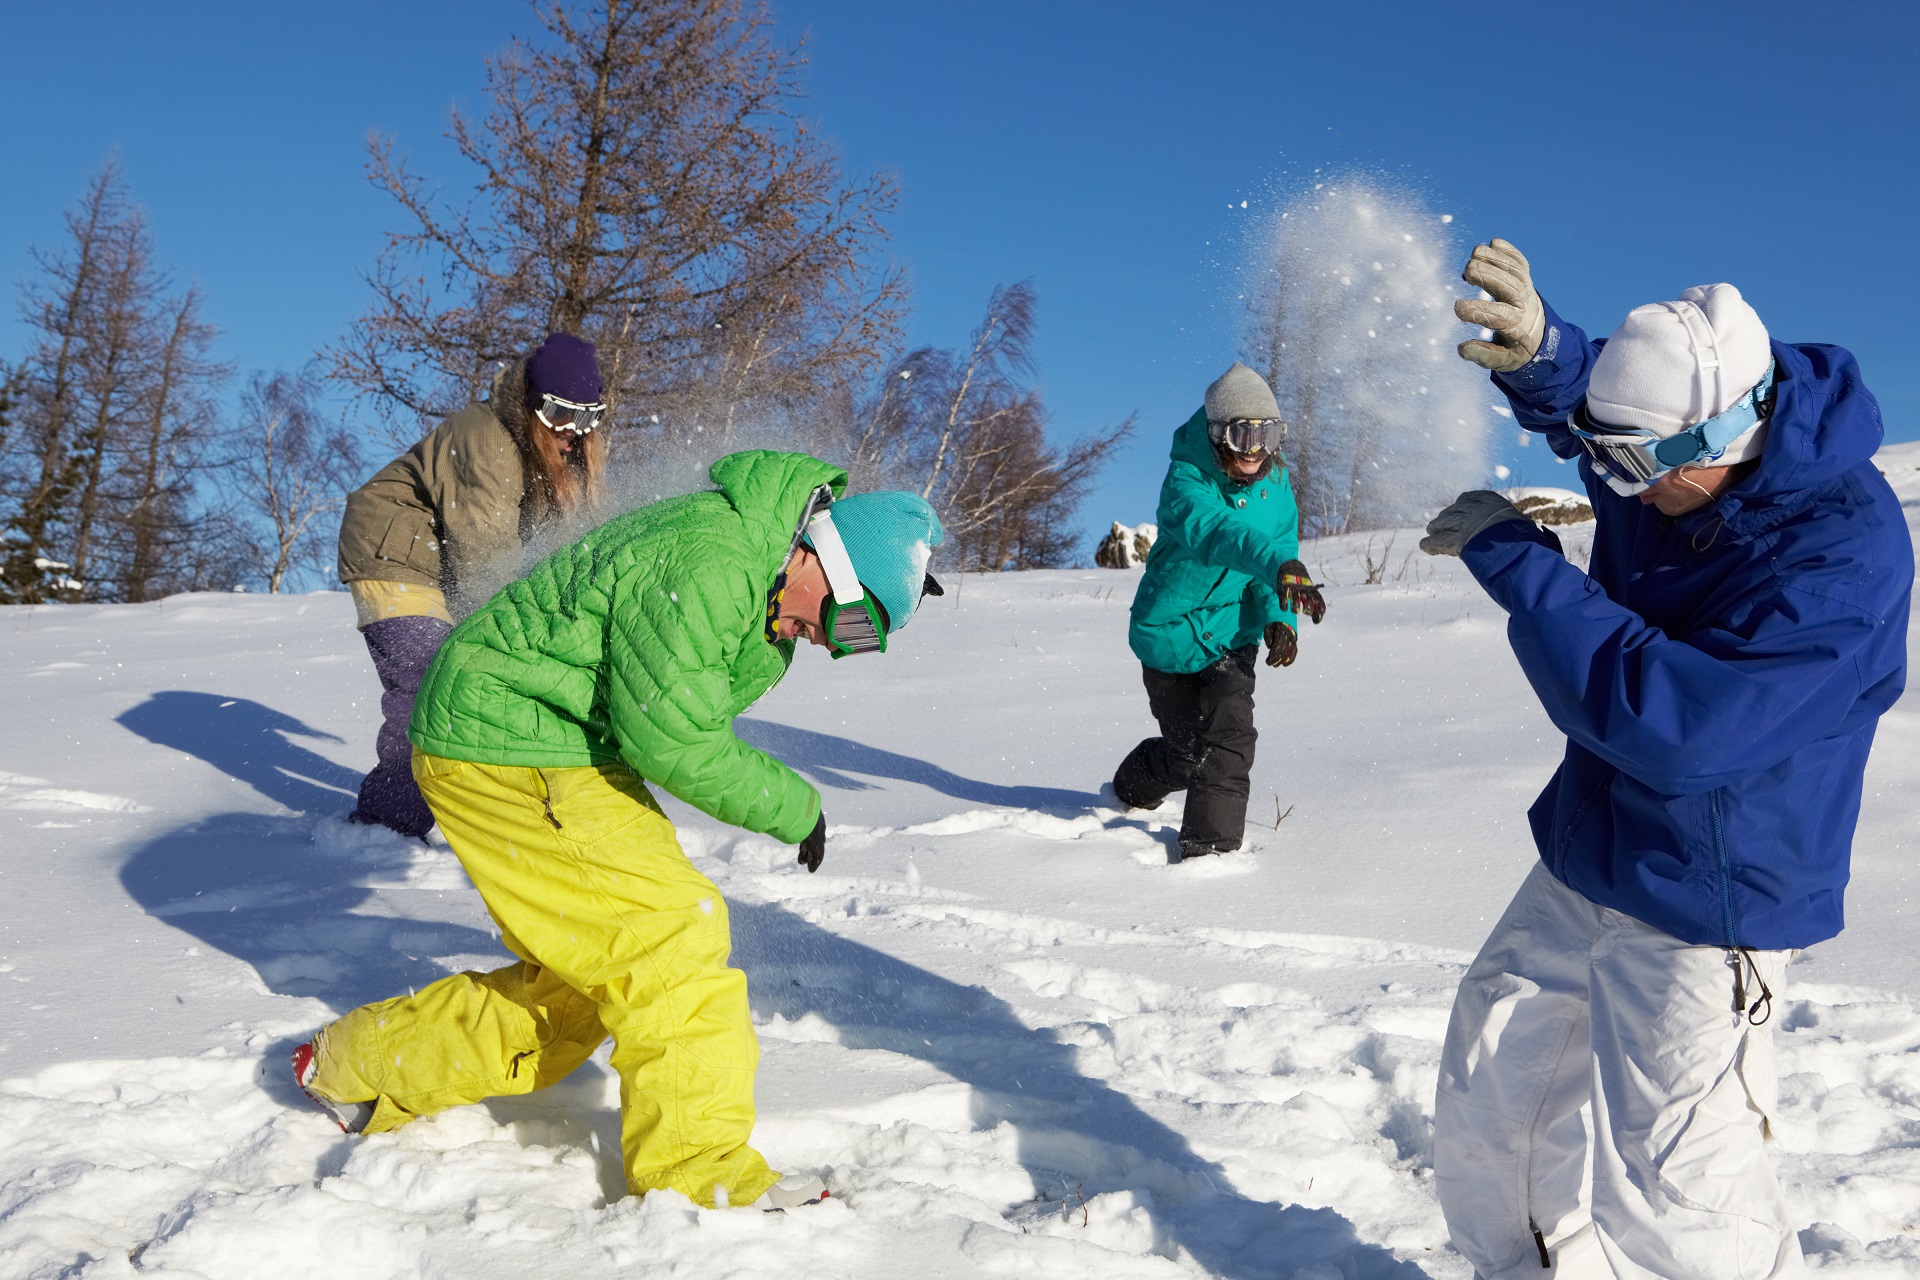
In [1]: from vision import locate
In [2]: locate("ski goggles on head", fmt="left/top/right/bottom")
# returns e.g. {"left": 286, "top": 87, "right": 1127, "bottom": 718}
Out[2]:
{"left": 1207, "top": 417, "right": 1286, "bottom": 455}
{"left": 534, "top": 392, "right": 607, "bottom": 434}
{"left": 1568, "top": 365, "right": 1776, "bottom": 488}
{"left": 804, "top": 508, "right": 888, "bottom": 659}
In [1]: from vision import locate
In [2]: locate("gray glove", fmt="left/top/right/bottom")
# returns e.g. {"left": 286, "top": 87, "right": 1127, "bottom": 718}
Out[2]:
{"left": 1420, "top": 490, "right": 1533, "bottom": 557}
{"left": 1455, "top": 239, "right": 1545, "bottom": 373}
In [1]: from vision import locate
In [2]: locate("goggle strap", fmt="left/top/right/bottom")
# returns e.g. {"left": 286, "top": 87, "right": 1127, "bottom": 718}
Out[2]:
{"left": 1651, "top": 365, "right": 1775, "bottom": 468}
{"left": 781, "top": 486, "right": 835, "bottom": 570}
{"left": 805, "top": 510, "right": 866, "bottom": 607}
{"left": 540, "top": 392, "right": 606, "bottom": 413}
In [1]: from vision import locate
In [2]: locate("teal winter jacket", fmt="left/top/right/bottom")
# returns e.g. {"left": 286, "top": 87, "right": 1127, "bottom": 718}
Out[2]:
{"left": 1128, "top": 409, "right": 1301, "bottom": 674}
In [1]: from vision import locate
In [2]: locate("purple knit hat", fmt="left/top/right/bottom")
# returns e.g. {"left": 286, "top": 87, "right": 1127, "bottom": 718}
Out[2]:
{"left": 525, "top": 332, "right": 603, "bottom": 403}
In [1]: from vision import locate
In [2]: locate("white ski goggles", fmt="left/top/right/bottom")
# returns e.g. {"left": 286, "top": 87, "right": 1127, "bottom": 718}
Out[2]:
{"left": 534, "top": 392, "right": 607, "bottom": 434}
{"left": 804, "top": 509, "right": 888, "bottom": 659}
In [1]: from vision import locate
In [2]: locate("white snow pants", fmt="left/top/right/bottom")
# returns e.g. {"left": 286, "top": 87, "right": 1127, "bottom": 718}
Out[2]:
{"left": 1434, "top": 863, "right": 1800, "bottom": 1280}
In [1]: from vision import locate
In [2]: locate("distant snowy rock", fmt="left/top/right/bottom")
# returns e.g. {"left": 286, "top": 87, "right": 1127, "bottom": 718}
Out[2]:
{"left": 1095, "top": 522, "right": 1157, "bottom": 569}
{"left": 1502, "top": 486, "right": 1594, "bottom": 526}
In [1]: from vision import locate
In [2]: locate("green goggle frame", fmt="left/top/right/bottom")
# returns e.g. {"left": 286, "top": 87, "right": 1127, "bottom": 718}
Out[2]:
{"left": 820, "top": 592, "right": 887, "bottom": 658}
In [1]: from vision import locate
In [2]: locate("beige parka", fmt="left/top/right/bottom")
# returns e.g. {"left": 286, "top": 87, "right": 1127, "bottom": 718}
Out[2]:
{"left": 336, "top": 404, "right": 527, "bottom": 614}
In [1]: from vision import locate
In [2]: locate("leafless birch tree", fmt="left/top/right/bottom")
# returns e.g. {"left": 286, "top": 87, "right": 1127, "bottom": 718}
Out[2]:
{"left": 228, "top": 371, "right": 362, "bottom": 592}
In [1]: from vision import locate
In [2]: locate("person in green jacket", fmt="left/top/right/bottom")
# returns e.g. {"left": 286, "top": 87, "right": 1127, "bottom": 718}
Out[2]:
{"left": 295, "top": 450, "right": 945, "bottom": 1211}
{"left": 336, "top": 332, "right": 609, "bottom": 838}
{"left": 1112, "top": 363, "right": 1326, "bottom": 860}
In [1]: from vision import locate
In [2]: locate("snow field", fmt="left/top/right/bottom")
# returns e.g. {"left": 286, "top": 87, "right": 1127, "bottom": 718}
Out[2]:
{"left": 3, "top": 442, "right": 1920, "bottom": 1276}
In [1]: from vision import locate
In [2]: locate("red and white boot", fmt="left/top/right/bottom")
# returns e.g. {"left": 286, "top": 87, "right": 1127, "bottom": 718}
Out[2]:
{"left": 290, "top": 1040, "right": 374, "bottom": 1135}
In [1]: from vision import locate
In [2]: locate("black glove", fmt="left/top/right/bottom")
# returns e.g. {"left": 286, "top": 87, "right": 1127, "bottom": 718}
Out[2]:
{"left": 1275, "top": 560, "right": 1326, "bottom": 625}
{"left": 797, "top": 811, "right": 826, "bottom": 874}
{"left": 1264, "top": 620, "right": 1297, "bottom": 668}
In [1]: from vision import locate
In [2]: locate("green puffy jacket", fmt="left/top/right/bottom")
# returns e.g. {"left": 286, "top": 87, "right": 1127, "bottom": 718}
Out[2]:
{"left": 409, "top": 450, "right": 843, "bottom": 843}
{"left": 1128, "top": 408, "right": 1300, "bottom": 675}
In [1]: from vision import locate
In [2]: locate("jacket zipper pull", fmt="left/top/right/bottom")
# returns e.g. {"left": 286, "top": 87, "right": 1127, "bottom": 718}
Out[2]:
{"left": 1726, "top": 948, "right": 1747, "bottom": 1015}
{"left": 1530, "top": 1222, "right": 1550, "bottom": 1269}
{"left": 535, "top": 770, "right": 562, "bottom": 830}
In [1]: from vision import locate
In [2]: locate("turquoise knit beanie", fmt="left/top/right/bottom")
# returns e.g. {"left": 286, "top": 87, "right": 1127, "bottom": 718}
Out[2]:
{"left": 820, "top": 491, "right": 944, "bottom": 635}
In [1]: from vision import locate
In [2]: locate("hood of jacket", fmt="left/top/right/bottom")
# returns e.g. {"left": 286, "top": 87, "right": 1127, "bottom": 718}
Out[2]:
{"left": 1678, "top": 340, "right": 1886, "bottom": 545}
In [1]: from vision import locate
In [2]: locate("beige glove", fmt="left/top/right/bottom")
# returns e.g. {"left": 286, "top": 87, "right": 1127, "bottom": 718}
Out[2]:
{"left": 1420, "top": 490, "right": 1534, "bottom": 557}
{"left": 1455, "top": 239, "right": 1545, "bottom": 372}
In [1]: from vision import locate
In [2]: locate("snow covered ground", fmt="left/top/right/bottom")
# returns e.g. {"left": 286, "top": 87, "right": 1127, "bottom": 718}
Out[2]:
{"left": 4, "top": 444, "right": 1920, "bottom": 1279}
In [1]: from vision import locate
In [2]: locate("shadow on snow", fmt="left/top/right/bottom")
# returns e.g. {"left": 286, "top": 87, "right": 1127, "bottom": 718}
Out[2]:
{"left": 725, "top": 897, "right": 1426, "bottom": 1279}
{"left": 114, "top": 691, "right": 502, "bottom": 1012}
{"left": 738, "top": 717, "right": 1100, "bottom": 812}
{"left": 111, "top": 692, "right": 1423, "bottom": 1275}
{"left": 117, "top": 690, "right": 365, "bottom": 813}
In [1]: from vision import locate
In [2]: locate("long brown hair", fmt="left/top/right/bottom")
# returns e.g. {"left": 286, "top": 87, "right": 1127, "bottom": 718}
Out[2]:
{"left": 493, "top": 353, "right": 607, "bottom": 531}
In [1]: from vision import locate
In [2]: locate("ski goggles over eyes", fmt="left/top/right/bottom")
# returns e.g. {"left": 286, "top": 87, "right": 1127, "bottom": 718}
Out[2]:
{"left": 1207, "top": 417, "right": 1286, "bottom": 455}
{"left": 1568, "top": 365, "right": 1776, "bottom": 486}
{"left": 804, "top": 508, "right": 888, "bottom": 659}
{"left": 534, "top": 392, "right": 607, "bottom": 434}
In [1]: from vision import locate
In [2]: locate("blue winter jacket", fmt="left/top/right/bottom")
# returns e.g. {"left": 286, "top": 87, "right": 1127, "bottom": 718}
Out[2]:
{"left": 1463, "top": 301, "right": 1912, "bottom": 950}
{"left": 1129, "top": 408, "right": 1300, "bottom": 675}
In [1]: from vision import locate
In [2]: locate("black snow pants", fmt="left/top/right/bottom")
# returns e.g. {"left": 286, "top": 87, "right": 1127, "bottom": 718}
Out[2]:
{"left": 1111, "top": 645, "right": 1258, "bottom": 851}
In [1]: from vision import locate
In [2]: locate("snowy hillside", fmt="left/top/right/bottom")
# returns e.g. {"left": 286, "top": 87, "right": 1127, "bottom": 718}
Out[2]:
{"left": 3, "top": 446, "right": 1920, "bottom": 1278}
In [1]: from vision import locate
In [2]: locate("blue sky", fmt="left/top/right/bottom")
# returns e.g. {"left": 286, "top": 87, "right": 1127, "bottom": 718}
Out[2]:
{"left": 4, "top": 2, "right": 1916, "bottom": 546}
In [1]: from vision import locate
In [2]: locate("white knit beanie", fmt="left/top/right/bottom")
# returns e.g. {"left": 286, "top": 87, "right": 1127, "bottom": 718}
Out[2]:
{"left": 1586, "top": 284, "right": 1773, "bottom": 467}
{"left": 1204, "top": 362, "right": 1281, "bottom": 422}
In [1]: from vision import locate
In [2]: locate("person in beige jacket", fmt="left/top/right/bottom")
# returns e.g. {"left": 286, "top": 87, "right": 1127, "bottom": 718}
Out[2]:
{"left": 337, "top": 331, "right": 607, "bottom": 837}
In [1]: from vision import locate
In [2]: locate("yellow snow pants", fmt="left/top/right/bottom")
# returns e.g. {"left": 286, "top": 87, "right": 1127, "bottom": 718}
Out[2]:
{"left": 308, "top": 752, "right": 779, "bottom": 1208}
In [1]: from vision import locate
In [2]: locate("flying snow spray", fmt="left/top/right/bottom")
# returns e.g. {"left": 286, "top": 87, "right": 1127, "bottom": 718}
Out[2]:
{"left": 1242, "top": 175, "right": 1492, "bottom": 536}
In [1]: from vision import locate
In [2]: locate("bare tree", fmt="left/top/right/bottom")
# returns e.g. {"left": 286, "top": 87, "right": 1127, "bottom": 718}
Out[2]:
{"left": 1, "top": 165, "right": 124, "bottom": 602}
{"left": 0, "top": 364, "right": 14, "bottom": 460}
{"left": 60, "top": 200, "right": 163, "bottom": 597}
{"left": 108, "top": 285, "right": 231, "bottom": 601}
{"left": 332, "top": 0, "right": 905, "bottom": 449}
{"left": 848, "top": 283, "right": 1132, "bottom": 571}
{"left": 228, "top": 371, "right": 362, "bottom": 592}
{"left": 1, "top": 163, "right": 235, "bottom": 603}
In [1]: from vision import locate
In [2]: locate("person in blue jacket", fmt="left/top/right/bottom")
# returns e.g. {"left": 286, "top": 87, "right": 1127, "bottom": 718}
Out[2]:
{"left": 1421, "top": 239, "right": 1911, "bottom": 1279}
{"left": 1111, "top": 363, "right": 1325, "bottom": 860}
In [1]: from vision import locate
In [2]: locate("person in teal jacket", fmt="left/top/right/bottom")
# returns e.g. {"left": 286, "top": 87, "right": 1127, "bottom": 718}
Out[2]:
{"left": 1112, "top": 363, "right": 1325, "bottom": 859}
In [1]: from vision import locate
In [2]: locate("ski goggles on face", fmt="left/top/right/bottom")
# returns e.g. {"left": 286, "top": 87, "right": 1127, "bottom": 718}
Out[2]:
{"left": 1568, "top": 365, "right": 1776, "bottom": 486}
{"left": 1207, "top": 417, "right": 1286, "bottom": 455}
{"left": 534, "top": 392, "right": 607, "bottom": 434}
{"left": 804, "top": 509, "right": 888, "bottom": 659}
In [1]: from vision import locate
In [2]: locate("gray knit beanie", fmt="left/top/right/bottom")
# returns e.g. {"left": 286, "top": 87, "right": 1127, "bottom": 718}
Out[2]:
{"left": 1204, "top": 362, "right": 1281, "bottom": 422}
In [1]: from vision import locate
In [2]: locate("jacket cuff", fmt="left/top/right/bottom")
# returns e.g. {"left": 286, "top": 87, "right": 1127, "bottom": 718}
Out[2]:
{"left": 1459, "top": 517, "right": 1564, "bottom": 606}
{"left": 1493, "top": 297, "right": 1575, "bottom": 394}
